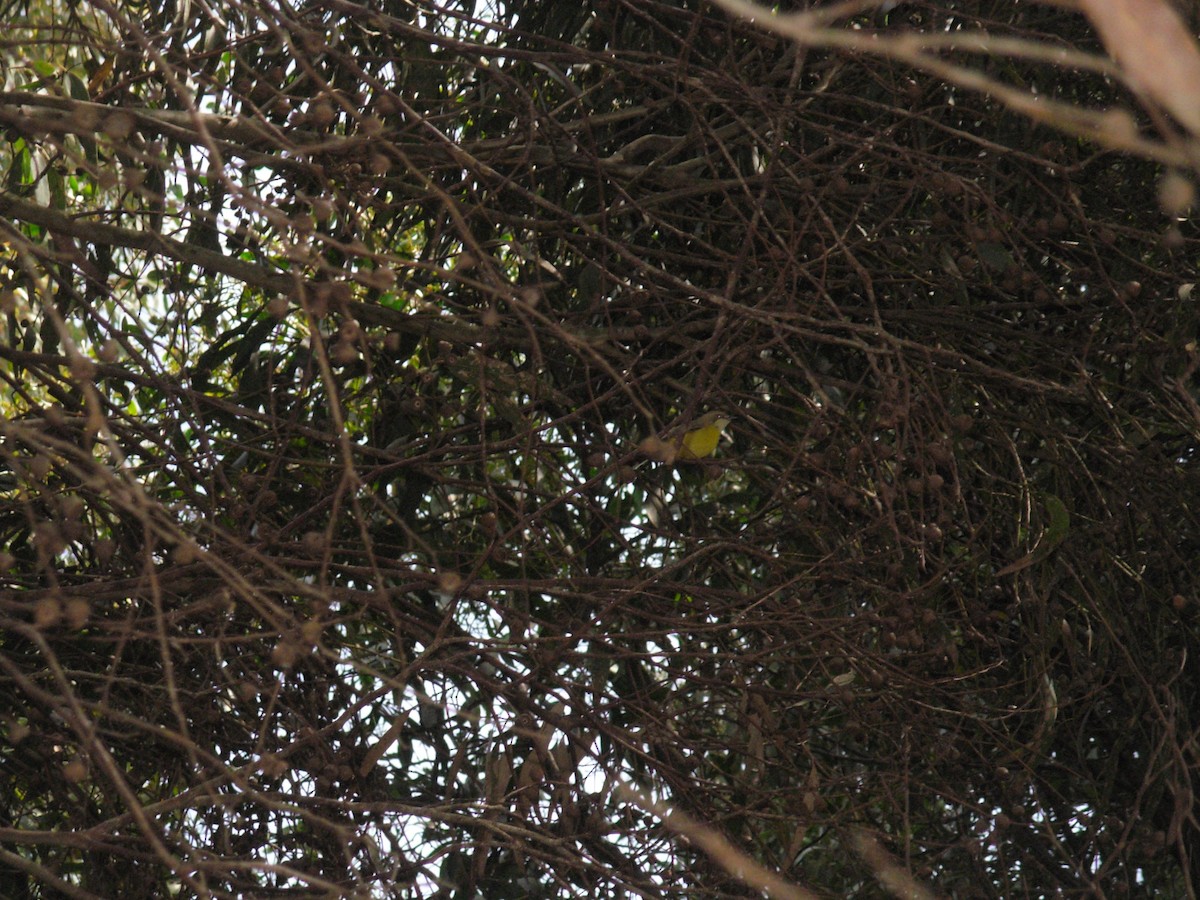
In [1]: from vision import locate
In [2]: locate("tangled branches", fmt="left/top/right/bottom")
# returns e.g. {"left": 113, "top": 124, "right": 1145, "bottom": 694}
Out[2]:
{"left": 1, "top": 0, "right": 1199, "bottom": 896}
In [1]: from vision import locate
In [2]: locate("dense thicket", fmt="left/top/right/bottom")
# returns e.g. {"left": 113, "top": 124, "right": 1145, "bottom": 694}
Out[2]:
{"left": 2, "top": 0, "right": 1199, "bottom": 896}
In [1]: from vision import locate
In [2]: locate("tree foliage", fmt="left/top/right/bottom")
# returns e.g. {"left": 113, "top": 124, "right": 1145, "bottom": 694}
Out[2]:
{"left": 2, "top": 0, "right": 1199, "bottom": 896}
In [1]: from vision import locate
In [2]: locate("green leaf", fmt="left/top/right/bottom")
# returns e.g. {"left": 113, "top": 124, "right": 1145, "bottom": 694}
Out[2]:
{"left": 1041, "top": 493, "right": 1070, "bottom": 550}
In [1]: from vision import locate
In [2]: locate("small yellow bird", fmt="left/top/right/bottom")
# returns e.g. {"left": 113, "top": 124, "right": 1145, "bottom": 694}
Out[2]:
{"left": 638, "top": 411, "right": 734, "bottom": 463}
{"left": 670, "top": 411, "right": 733, "bottom": 461}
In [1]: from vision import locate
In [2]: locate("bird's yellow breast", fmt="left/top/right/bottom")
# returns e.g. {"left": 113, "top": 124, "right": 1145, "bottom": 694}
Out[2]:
{"left": 677, "top": 417, "right": 730, "bottom": 460}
